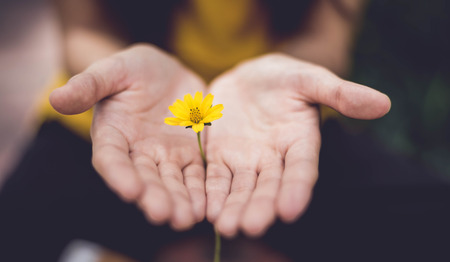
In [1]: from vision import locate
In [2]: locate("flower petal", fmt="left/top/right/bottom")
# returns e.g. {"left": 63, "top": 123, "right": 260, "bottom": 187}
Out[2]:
{"left": 169, "top": 105, "right": 189, "bottom": 119}
{"left": 164, "top": 117, "right": 183, "bottom": 126}
{"left": 192, "top": 123, "right": 204, "bottom": 133}
{"left": 180, "top": 120, "right": 195, "bottom": 126}
{"left": 194, "top": 91, "right": 203, "bottom": 107}
{"left": 174, "top": 99, "right": 189, "bottom": 112}
{"left": 205, "top": 104, "right": 224, "bottom": 116}
{"left": 200, "top": 93, "right": 214, "bottom": 116}
{"left": 184, "top": 93, "right": 195, "bottom": 108}
{"left": 201, "top": 112, "right": 223, "bottom": 123}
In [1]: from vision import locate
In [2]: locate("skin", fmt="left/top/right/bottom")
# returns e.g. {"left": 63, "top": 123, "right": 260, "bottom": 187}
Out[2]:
{"left": 50, "top": 0, "right": 385, "bottom": 238}
{"left": 51, "top": 44, "right": 208, "bottom": 230}
{"left": 206, "top": 54, "right": 390, "bottom": 237}
{"left": 50, "top": 45, "right": 391, "bottom": 236}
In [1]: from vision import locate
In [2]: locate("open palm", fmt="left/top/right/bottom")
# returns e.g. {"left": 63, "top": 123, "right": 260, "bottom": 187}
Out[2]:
{"left": 205, "top": 54, "right": 391, "bottom": 237}
{"left": 50, "top": 44, "right": 207, "bottom": 230}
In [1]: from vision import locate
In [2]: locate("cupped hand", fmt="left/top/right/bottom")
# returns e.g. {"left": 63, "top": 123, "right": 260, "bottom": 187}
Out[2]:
{"left": 205, "top": 53, "right": 391, "bottom": 237}
{"left": 50, "top": 44, "right": 207, "bottom": 230}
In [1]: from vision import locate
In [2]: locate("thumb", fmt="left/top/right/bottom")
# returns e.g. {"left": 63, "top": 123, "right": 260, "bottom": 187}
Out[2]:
{"left": 301, "top": 70, "right": 391, "bottom": 120}
{"left": 49, "top": 56, "right": 127, "bottom": 115}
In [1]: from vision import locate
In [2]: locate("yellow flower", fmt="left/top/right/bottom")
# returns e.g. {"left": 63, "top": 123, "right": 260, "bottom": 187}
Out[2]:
{"left": 165, "top": 92, "right": 224, "bottom": 133}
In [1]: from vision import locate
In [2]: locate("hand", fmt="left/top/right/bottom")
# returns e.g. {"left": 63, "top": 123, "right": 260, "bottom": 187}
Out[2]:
{"left": 50, "top": 44, "right": 207, "bottom": 230}
{"left": 205, "top": 53, "right": 391, "bottom": 237}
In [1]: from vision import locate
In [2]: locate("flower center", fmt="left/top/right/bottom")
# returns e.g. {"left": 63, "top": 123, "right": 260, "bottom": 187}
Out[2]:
{"left": 190, "top": 107, "right": 202, "bottom": 123}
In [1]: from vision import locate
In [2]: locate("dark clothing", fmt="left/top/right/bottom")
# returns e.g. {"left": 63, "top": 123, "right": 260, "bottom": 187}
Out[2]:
{"left": 101, "top": 0, "right": 314, "bottom": 48}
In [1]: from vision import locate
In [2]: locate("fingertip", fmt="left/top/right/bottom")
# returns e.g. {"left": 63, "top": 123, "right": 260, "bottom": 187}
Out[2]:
{"left": 187, "top": 190, "right": 205, "bottom": 224}
{"left": 277, "top": 184, "right": 312, "bottom": 223}
{"left": 93, "top": 159, "right": 143, "bottom": 203}
{"left": 170, "top": 202, "right": 197, "bottom": 231}
{"left": 48, "top": 86, "right": 59, "bottom": 103}
{"left": 325, "top": 80, "right": 393, "bottom": 120}
{"left": 364, "top": 91, "right": 392, "bottom": 120}
{"left": 170, "top": 217, "right": 195, "bottom": 231}
{"left": 241, "top": 225, "right": 268, "bottom": 238}
{"left": 377, "top": 93, "right": 392, "bottom": 118}
{"left": 186, "top": 190, "right": 206, "bottom": 223}
{"left": 118, "top": 179, "right": 144, "bottom": 202}
{"left": 145, "top": 207, "right": 171, "bottom": 226}
{"left": 143, "top": 210, "right": 170, "bottom": 226}
{"left": 99, "top": 168, "right": 144, "bottom": 203}
{"left": 206, "top": 199, "right": 222, "bottom": 223}
{"left": 140, "top": 188, "right": 173, "bottom": 225}
{"left": 49, "top": 86, "right": 69, "bottom": 114}
{"left": 50, "top": 73, "right": 101, "bottom": 115}
{"left": 241, "top": 219, "right": 269, "bottom": 238}
{"left": 214, "top": 209, "right": 241, "bottom": 238}
{"left": 241, "top": 206, "right": 275, "bottom": 238}
{"left": 216, "top": 218, "right": 239, "bottom": 239}
{"left": 193, "top": 200, "right": 206, "bottom": 223}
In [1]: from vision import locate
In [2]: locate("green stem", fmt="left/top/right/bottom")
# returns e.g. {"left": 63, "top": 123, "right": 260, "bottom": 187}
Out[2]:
{"left": 196, "top": 132, "right": 220, "bottom": 262}
{"left": 214, "top": 227, "right": 221, "bottom": 262}
{"left": 197, "top": 132, "right": 206, "bottom": 166}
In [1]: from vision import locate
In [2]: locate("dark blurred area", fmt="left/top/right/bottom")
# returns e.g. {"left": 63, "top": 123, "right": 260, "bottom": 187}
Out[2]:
{"left": 349, "top": 0, "right": 450, "bottom": 181}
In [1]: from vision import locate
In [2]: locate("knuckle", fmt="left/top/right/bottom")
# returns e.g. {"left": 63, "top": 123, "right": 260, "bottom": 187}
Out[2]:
{"left": 73, "top": 71, "right": 106, "bottom": 109}
{"left": 231, "top": 183, "right": 254, "bottom": 193}
{"left": 252, "top": 195, "right": 276, "bottom": 205}
{"left": 334, "top": 80, "right": 346, "bottom": 110}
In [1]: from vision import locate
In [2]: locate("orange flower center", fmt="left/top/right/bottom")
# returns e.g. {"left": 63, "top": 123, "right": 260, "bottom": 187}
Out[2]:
{"left": 190, "top": 107, "right": 202, "bottom": 123}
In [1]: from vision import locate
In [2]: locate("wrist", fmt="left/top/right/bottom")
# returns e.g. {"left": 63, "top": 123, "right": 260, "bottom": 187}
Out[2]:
{"left": 64, "top": 28, "right": 127, "bottom": 75}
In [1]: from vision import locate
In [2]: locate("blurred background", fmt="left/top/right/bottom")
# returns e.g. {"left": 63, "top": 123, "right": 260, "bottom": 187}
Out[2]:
{"left": 1, "top": 0, "right": 449, "bottom": 187}
{"left": 1, "top": 0, "right": 450, "bottom": 186}
{"left": 0, "top": 0, "right": 61, "bottom": 186}
{"left": 0, "top": 0, "right": 449, "bottom": 261}
{"left": 350, "top": 0, "right": 450, "bottom": 183}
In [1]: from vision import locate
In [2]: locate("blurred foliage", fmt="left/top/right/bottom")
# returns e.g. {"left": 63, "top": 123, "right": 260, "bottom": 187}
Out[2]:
{"left": 348, "top": 0, "right": 450, "bottom": 178}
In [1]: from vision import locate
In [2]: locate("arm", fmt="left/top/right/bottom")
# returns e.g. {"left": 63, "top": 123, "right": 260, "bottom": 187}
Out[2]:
{"left": 278, "top": 0, "right": 368, "bottom": 76}
{"left": 54, "top": 0, "right": 128, "bottom": 75}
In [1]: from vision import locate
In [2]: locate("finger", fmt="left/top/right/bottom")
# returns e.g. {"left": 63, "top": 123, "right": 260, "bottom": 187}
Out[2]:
{"left": 205, "top": 162, "right": 232, "bottom": 222}
{"left": 277, "top": 131, "right": 320, "bottom": 223}
{"left": 183, "top": 162, "right": 206, "bottom": 222}
{"left": 300, "top": 69, "right": 391, "bottom": 120}
{"left": 241, "top": 161, "right": 283, "bottom": 237}
{"left": 91, "top": 125, "right": 143, "bottom": 202}
{"left": 159, "top": 161, "right": 196, "bottom": 231}
{"left": 50, "top": 55, "right": 127, "bottom": 115}
{"left": 132, "top": 155, "right": 173, "bottom": 225}
{"left": 215, "top": 169, "right": 257, "bottom": 238}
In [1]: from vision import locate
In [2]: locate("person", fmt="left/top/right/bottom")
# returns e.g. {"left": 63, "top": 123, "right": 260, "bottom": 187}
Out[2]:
{"left": 2, "top": 0, "right": 448, "bottom": 261}
{"left": 49, "top": 0, "right": 389, "bottom": 235}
